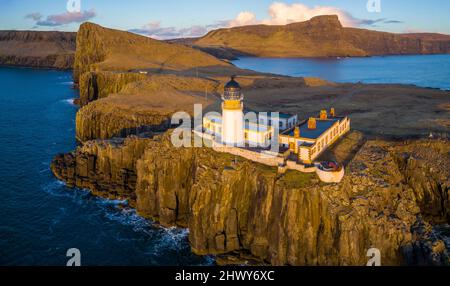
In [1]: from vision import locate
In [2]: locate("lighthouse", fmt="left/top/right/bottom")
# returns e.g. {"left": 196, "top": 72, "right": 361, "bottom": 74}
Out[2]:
{"left": 221, "top": 76, "right": 244, "bottom": 146}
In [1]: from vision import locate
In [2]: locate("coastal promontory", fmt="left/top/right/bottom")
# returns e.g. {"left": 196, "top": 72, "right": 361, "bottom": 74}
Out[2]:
{"left": 48, "top": 22, "right": 450, "bottom": 265}
{"left": 190, "top": 15, "right": 450, "bottom": 58}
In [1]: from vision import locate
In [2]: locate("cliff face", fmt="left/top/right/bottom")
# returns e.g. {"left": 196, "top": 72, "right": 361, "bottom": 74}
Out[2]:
{"left": 50, "top": 21, "right": 449, "bottom": 266}
{"left": 75, "top": 74, "right": 219, "bottom": 142}
{"left": 71, "top": 23, "right": 229, "bottom": 140}
{"left": 77, "top": 71, "right": 147, "bottom": 106}
{"left": 75, "top": 102, "right": 172, "bottom": 142}
{"left": 52, "top": 135, "right": 153, "bottom": 203}
{"left": 194, "top": 15, "right": 450, "bottom": 58}
{"left": 73, "top": 22, "right": 230, "bottom": 83}
{"left": 0, "top": 31, "right": 76, "bottom": 69}
{"left": 51, "top": 132, "right": 450, "bottom": 265}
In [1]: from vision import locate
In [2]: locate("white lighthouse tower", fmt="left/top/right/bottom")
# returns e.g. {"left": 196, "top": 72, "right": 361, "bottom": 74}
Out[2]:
{"left": 221, "top": 76, "right": 244, "bottom": 146}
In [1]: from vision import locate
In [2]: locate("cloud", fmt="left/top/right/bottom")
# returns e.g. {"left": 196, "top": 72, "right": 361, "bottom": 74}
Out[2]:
{"left": 130, "top": 2, "right": 404, "bottom": 40}
{"left": 33, "top": 9, "right": 96, "bottom": 27}
{"left": 228, "top": 2, "right": 400, "bottom": 28}
{"left": 129, "top": 21, "right": 209, "bottom": 39}
{"left": 229, "top": 11, "right": 257, "bottom": 27}
{"left": 384, "top": 20, "right": 403, "bottom": 24}
{"left": 25, "top": 12, "right": 43, "bottom": 21}
{"left": 264, "top": 2, "right": 360, "bottom": 26}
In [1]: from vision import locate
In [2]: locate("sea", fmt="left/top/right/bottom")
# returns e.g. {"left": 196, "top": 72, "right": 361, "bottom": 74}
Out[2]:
{"left": 0, "top": 54, "right": 449, "bottom": 265}
{"left": 232, "top": 54, "right": 450, "bottom": 90}
{"left": 0, "top": 67, "right": 211, "bottom": 266}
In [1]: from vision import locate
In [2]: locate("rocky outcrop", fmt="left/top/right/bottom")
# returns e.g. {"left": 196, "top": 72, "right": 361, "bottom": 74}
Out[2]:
{"left": 50, "top": 20, "right": 450, "bottom": 266}
{"left": 51, "top": 135, "right": 154, "bottom": 203}
{"left": 75, "top": 103, "right": 171, "bottom": 142}
{"left": 74, "top": 74, "right": 220, "bottom": 142}
{"left": 72, "top": 23, "right": 107, "bottom": 83}
{"left": 51, "top": 132, "right": 450, "bottom": 265}
{"left": 194, "top": 15, "right": 450, "bottom": 58}
{"left": 392, "top": 140, "right": 450, "bottom": 223}
{"left": 77, "top": 71, "right": 147, "bottom": 106}
{"left": 0, "top": 31, "right": 76, "bottom": 69}
{"left": 73, "top": 22, "right": 229, "bottom": 83}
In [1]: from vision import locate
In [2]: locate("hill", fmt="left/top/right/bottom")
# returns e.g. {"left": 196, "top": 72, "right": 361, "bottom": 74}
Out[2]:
{"left": 193, "top": 15, "right": 450, "bottom": 58}
{"left": 73, "top": 22, "right": 230, "bottom": 83}
{"left": 0, "top": 31, "right": 76, "bottom": 69}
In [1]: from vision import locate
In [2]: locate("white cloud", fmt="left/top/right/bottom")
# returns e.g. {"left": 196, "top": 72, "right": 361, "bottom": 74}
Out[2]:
{"left": 228, "top": 2, "right": 388, "bottom": 28}
{"left": 129, "top": 21, "right": 208, "bottom": 39}
{"left": 130, "top": 2, "right": 399, "bottom": 40}
{"left": 35, "top": 9, "right": 97, "bottom": 27}
{"left": 263, "top": 2, "right": 359, "bottom": 26}
{"left": 229, "top": 11, "right": 257, "bottom": 27}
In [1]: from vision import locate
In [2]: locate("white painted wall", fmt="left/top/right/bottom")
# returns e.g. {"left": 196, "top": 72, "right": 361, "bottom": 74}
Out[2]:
{"left": 222, "top": 107, "right": 244, "bottom": 146}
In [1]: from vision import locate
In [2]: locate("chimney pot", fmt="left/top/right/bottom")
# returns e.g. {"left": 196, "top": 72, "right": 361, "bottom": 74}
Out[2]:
{"left": 294, "top": 127, "right": 300, "bottom": 138}
{"left": 308, "top": 118, "right": 317, "bottom": 130}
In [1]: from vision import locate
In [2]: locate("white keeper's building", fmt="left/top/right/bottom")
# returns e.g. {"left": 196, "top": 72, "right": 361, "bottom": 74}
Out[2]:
{"left": 202, "top": 76, "right": 351, "bottom": 165}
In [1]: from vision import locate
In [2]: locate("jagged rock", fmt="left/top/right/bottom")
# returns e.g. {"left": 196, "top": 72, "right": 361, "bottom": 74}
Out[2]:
{"left": 77, "top": 71, "right": 147, "bottom": 106}
{"left": 74, "top": 73, "right": 223, "bottom": 142}
{"left": 51, "top": 131, "right": 450, "bottom": 266}
{"left": 51, "top": 135, "right": 154, "bottom": 203}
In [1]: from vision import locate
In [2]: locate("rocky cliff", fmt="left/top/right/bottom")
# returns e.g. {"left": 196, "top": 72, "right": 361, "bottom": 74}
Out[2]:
{"left": 73, "top": 22, "right": 230, "bottom": 84}
{"left": 52, "top": 135, "right": 153, "bottom": 203}
{"left": 193, "top": 15, "right": 450, "bottom": 58}
{"left": 0, "top": 31, "right": 76, "bottom": 69}
{"left": 51, "top": 21, "right": 449, "bottom": 266}
{"left": 75, "top": 74, "right": 220, "bottom": 142}
{"left": 51, "top": 131, "right": 450, "bottom": 265}
{"left": 77, "top": 71, "right": 147, "bottom": 106}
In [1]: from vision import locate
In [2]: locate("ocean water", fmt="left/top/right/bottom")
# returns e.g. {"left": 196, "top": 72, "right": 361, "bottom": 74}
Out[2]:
{"left": 233, "top": 54, "right": 450, "bottom": 90}
{"left": 0, "top": 67, "right": 211, "bottom": 266}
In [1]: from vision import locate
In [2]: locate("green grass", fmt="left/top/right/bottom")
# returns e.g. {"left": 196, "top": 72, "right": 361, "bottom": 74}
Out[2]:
{"left": 279, "top": 170, "right": 315, "bottom": 189}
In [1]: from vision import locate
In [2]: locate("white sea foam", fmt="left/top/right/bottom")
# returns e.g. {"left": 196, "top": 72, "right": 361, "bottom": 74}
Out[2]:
{"left": 62, "top": 98, "right": 75, "bottom": 106}
{"left": 43, "top": 180, "right": 213, "bottom": 264}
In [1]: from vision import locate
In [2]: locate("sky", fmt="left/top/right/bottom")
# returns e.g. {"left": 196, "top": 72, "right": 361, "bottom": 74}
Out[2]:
{"left": 1, "top": 0, "right": 449, "bottom": 39}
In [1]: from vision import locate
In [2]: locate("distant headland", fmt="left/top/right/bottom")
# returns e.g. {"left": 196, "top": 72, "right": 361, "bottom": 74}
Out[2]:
{"left": 0, "top": 30, "right": 76, "bottom": 69}
{"left": 1, "top": 15, "right": 450, "bottom": 69}
{"left": 172, "top": 15, "right": 450, "bottom": 59}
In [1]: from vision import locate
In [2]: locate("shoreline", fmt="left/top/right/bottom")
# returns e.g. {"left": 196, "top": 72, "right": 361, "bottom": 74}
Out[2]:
{"left": 0, "top": 64, "right": 73, "bottom": 71}
{"left": 231, "top": 55, "right": 450, "bottom": 91}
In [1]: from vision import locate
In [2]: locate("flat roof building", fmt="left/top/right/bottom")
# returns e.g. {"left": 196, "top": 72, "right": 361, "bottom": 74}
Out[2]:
{"left": 279, "top": 110, "right": 351, "bottom": 164}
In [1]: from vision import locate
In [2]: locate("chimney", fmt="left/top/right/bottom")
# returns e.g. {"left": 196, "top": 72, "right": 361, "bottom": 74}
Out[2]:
{"left": 294, "top": 127, "right": 300, "bottom": 138}
{"left": 320, "top": 110, "right": 328, "bottom": 120}
{"left": 308, "top": 118, "right": 317, "bottom": 130}
{"left": 330, "top": 108, "right": 336, "bottom": 117}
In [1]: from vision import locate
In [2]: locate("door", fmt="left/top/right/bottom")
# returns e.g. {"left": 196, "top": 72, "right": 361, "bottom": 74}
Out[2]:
{"left": 289, "top": 142, "right": 295, "bottom": 152}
